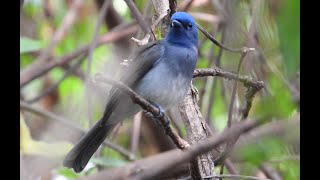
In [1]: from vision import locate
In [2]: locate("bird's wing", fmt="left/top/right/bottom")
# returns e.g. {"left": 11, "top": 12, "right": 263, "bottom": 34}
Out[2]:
{"left": 100, "top": 40, "right": 163, "bottom": 125}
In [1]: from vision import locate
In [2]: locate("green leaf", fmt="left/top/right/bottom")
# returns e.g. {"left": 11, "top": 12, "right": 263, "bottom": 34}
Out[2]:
{"left": 276, "top": 0, "right": 300, "bottom": 77}
{"left": 239, "top": 137, "right": 285, "bottom": 165}
{"left": 20, "top": 37, "right": 43, "bottom": 54}
{"left": 254, "top": 74, "right": 296, "bottom": 119}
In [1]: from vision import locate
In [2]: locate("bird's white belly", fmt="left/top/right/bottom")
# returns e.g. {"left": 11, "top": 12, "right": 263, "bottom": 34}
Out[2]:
{"left": 135, "top": 69, "right": 190, "bottom": 110}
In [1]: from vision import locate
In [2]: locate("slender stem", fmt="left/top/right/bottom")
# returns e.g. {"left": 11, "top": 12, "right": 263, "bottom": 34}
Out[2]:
{"left": 227, "top": 52, "right": 247, "bottom": 128}
{"left": 85, "top": 0, "right": 112, "bottom": 126}
{"left": 123, "top": 0, "right": 153, "bottom": 37}
{"left": 197, "top": 23, "right": 255, "bottom": 53}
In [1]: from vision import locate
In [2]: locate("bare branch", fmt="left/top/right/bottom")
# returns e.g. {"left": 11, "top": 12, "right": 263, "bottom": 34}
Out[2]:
{"left": 227, "top": 52, "right": 248, "bottom": 128}
{"left": 193, "top": 68, "right": 264, "bottom": 91}
{"left": 124, "top": 0, "right": 154, "bottom": 38}
{"left": 80, "top": 119, "right": 260, "bottom": 180}
{"left": 178, "top": 85, "right": 220, "bottom": 178}
{"left": 130, "top": 112, "right": 142, "bottom": 154}
{"left": 260, "top": 163, "right": 282, "bottom": 180}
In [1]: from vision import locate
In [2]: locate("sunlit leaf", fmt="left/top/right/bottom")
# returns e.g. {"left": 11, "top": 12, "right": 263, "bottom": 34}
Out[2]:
{"left": 20, "top": 37, "right": 43, "bottom": 53}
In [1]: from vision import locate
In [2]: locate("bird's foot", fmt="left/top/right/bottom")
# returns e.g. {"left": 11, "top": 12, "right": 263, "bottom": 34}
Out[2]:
{"left": 143, "top": 103, "right": 170, "bottom": 127}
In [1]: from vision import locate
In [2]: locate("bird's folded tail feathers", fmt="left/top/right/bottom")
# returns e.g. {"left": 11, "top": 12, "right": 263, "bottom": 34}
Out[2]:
{"left": 63, "top": 119, "right": 116, "bottom": 173}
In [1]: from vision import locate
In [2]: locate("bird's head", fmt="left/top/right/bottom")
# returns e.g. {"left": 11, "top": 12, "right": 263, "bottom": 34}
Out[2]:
{"left": 166, "top": 12, "right": 198, "bottom": 48}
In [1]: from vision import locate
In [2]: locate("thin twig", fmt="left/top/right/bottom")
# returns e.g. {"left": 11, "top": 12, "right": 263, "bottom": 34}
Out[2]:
{"left": 94, "top": 73, "right": 190, "bottom": 150}
{"left": 193, "top": 68, "right": 264, "bottom": 91}
{"left": 203, "top": 174, "right": 271, "bottom": 180}
{"left": 205, "top": 26, "right": 226, "bottom": 121}
{"left": 124, "top": 0, "right": 155, "bottom": 39}
{"left": 219, "top": 163, "right": 225, "bottom": 180}
{"left": 85, "top": 0, "right": 112, "bottom": 126}
{"left": 80, "top": 119, "right": 260, "bottom": 180}
{"left": 182, "top": 0, "right": 194, "bottom": 12}
{"left": 20, "top": 101, "right": 136, "bottom": 160}
{"left": 197, "top": 23, "right": 255, "bottom": 53}
{"left": 260, "top": 163, "right": 282, "bottom": 180}
{"left": 25, "top": 55, "right": 86, "bottom": 104}
{"left": 130, "top": 112, "right": 142, "bottom": 154}
{"left": 224, "top": 158, "right": 239, "bottom": 175}
{"left": 193, "top": 67, "right": 264, "bottom": 164}
{"left": 227, "top": 51, "right": 248, "bottom": 128}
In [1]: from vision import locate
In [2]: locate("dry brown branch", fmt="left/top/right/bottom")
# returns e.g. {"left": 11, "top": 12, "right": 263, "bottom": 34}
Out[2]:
{"left": 197, "top": 23, "right": 255, "bottom": 53}
{"left": 178, "top": 85, "right": 220, "bottom": 179}
{"left": 79, "top": 119, "right": 259, "bottom": 180}
{"left": 193, "top": 68, "right": 264, "bottom": 91}
{"left": 193, "top": 66, "right": 264, "bottom": 170}
{"left": 227, "top": 51, "right": 248, "bottom": 128}
{"left": 124, "top": 0, "right": 153, "bottom": 38}
{"left": 130, "top": 112, "right": 142, "bottom": 154}
{"left": 260, "top": 163, "right": 282, "bottom": 180}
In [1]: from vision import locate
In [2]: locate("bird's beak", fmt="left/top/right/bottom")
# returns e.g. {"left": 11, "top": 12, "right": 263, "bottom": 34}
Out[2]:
{"left": 171, "top": 20, "right": 182, "bottom": 27}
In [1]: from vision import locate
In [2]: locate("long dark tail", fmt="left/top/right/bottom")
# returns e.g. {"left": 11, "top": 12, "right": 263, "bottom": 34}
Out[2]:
{"left": 63, "top": 119, "right": 116, "bottom": 173}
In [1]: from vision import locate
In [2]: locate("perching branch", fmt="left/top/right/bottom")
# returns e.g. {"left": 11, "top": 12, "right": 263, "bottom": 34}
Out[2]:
{"left": 94, "top": 73, "right": 190, "bottom": 150}
{"left": 178, "top": 85, "right": 220, "bottom": 179}
{"left": 193, "top": 67, "right": 264, "bottom": 91}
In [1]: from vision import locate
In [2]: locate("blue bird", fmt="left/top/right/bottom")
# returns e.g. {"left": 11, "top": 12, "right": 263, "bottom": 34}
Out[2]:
{"left": 63, "top": 12, "right": 198, "bottom": 172}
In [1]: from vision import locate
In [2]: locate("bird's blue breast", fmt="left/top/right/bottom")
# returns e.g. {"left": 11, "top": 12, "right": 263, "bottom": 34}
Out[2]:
{"left": 134, "top": 41, "right": 197, "bottom": 109}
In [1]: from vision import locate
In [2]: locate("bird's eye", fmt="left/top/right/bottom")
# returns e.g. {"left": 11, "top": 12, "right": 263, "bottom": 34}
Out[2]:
{"left": 188, "top": 23, "right": 193, "bottom": 28}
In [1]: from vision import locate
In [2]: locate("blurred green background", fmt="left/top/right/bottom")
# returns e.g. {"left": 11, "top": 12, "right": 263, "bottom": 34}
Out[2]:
{"left": 20, "top": 0, "right": 299, "bottom": 179}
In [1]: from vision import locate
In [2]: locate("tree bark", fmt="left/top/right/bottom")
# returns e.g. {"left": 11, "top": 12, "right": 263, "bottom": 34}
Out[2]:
{"left": 178, "top": 84, "right": 221, "bottom": 179}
